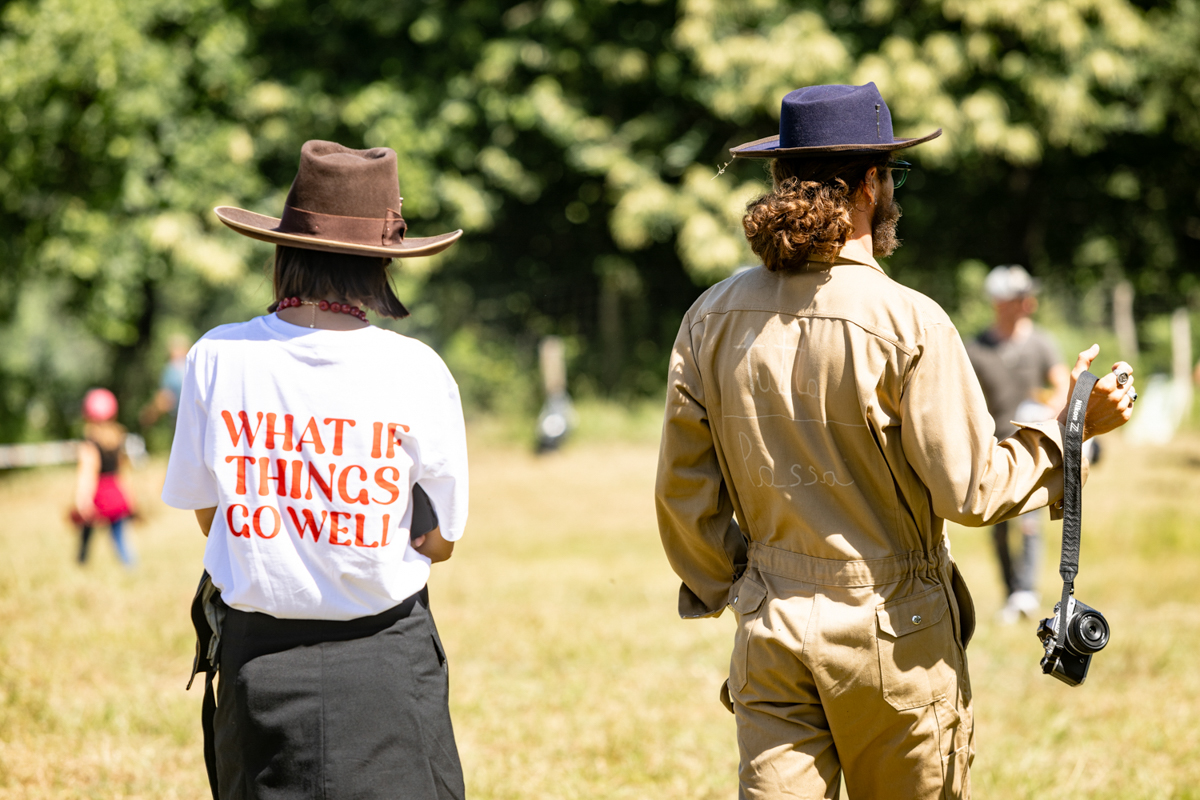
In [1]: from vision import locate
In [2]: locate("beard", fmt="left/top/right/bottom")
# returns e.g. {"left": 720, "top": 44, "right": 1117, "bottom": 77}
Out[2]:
{"left": 872, "top": 196, "right": 902, "bottom": 257}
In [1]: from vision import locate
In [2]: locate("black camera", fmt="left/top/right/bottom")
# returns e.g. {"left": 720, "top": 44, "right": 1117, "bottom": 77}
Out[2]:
{"left": 1036, "top": 597, "right": 1110, "bottom": 686}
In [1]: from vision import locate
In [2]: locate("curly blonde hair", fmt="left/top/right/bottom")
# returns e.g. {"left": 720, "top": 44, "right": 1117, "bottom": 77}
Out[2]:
{"left": 742, "top": 154, "right": 890, "bottom": 272}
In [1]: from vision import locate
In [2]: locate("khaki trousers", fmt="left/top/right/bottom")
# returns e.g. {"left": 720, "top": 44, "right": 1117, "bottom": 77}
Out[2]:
{"left": 726, "top": 543, "right": 974, "bottom": 800}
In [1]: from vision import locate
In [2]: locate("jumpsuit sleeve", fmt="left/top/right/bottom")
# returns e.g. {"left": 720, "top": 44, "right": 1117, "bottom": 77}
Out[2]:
{"left": 655, "top": 311, "right": 747, "bottom": 619}
{"left": 900, "top": 322, "right": 1085, "bottom": 527}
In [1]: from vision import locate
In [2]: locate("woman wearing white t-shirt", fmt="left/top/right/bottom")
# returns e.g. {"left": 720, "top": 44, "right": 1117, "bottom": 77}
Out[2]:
{"left": 163, "top": 140, "right": 468, "bottom": 800}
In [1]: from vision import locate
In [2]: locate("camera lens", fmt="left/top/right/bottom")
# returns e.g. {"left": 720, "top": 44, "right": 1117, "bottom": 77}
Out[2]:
{"left": 1067, "top": 611, "right": 1110, "bottom": 654}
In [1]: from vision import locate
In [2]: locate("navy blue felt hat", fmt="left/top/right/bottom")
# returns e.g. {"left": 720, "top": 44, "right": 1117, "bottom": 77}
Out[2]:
{"left": 730, "top": 82, "right": 941, "bottom": 159}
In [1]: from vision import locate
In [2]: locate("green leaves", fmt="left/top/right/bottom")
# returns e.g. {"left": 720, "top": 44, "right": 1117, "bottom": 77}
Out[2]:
{"left": 0, "top": 0, "right": 265, "bottom": 439}
{"left": 2, "top": 0, "right": 1198, "bottom": 441}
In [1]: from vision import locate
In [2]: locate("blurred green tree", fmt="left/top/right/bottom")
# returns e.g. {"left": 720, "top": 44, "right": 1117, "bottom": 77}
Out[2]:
{"left": 0, "top": 0, "right": 272, "bottom": 441}
{"left": 3, "top": 0, "right": 1198, "bottom": 442}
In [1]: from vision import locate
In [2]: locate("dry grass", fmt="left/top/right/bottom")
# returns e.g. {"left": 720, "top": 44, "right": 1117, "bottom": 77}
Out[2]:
{"left": 1, "top": 426, "right": 1199, "bottom": 799}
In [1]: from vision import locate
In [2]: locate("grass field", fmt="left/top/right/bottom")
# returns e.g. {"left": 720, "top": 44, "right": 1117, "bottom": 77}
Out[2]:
{"left": 2, "top": 417, "right": 1199, "bottom": 799}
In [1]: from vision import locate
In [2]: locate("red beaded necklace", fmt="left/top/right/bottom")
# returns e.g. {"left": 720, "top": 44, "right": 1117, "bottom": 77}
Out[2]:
{"left": 276, "top": 297, "right": 368, "bottom": 327}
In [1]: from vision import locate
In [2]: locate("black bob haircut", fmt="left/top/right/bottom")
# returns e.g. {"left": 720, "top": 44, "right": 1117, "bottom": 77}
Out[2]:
{"left": 268, "top": 245, "right": 409, "bottom": 318}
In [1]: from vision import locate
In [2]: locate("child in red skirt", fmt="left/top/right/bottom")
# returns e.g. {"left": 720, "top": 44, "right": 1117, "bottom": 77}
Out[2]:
{"left": 73, "top": 388, "right": 137, "bottom": 566}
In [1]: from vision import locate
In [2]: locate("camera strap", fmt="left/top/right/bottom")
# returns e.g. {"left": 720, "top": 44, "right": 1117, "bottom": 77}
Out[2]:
{"left": 1053, "top": 369, "right": 1098, "bottom": 652}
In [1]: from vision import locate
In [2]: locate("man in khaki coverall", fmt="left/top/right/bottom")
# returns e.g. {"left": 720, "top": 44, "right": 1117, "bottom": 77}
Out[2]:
{"left": 654, "top": 83, "right": 1136, "bottom": 799}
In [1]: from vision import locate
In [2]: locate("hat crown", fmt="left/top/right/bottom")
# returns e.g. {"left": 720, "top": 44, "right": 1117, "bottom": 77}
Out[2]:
{"left": 285, "top": 140, "right": 402, "bottom": 219}
{"left": 729, "top": 81, "right": 941, "bottom": 158}
{"left": 779, "top": 82, "right": 894, "bottom": 150}
{"left": 213, "top": 139, "right": 463, "bottom": 259}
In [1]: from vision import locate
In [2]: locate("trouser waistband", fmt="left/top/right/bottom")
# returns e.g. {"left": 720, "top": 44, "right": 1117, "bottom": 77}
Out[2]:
{"left": 748, "top": 541, "right": 949, "bottom": 587}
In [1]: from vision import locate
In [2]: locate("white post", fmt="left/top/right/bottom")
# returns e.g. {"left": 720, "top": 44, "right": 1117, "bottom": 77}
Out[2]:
{"left": 539, "top": 336, "right": 567, "bottom": 398}
{"left": 1172, "top": 308, "right": 1193, "bottom": 424}
{"left": 1172, "top": 308, "right": 1192, "bottom": 385}
{"left": 1113, "top": 281, "right": 1138, "bottom": 365}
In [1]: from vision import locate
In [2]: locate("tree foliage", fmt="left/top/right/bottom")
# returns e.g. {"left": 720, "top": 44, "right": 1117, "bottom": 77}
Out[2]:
{"left": 0, "top": 0, "right": 268, "bottom": 440}
{"left": 2, "top": 0, "right": 1198, "bottom": 442}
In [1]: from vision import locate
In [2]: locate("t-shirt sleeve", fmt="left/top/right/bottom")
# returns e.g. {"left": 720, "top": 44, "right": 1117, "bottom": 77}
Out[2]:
{"left": 161, "top": 347, "right": 219, "bottom": 510}
{"left": 414, "top": 366, "right": 469, "bottom": 542}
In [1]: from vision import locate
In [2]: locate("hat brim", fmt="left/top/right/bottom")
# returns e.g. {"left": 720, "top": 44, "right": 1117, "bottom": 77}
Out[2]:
{"left": 729, "top": 129, "right": 942, "bottom": 159}
{"left": 214, "top": 206, "right": 463, "bottom": 258}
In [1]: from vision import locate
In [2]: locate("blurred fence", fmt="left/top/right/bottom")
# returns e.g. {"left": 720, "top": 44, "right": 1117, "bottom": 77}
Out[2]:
{"left": 0, "top": 435, "right": 147, "bottom": 470}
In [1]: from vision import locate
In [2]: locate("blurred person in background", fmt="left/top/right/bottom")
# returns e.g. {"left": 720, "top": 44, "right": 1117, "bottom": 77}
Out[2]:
{"left": 655, "top": 83, "right": 1137, "bottom": 799}
{"left": 139, "top": 333, "right": 191, "bottom": 432}
{"left": 72, "top": 388, "right": 137, "bottom": 566}
{"left": 964, "top": 265, "right": 1070, "bottom": 623}
{"left": 162, "top": 141, "right": 467, "bottom": 800}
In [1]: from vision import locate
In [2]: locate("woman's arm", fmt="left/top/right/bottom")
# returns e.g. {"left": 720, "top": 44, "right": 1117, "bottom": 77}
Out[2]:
{"left": 195, "top": 507, "right": 217, "bottom": 537}
{"left": 74, "top": 442, "right": 100, "bottom": 518}
{"left": 115, "top": 450, "right": 139, "bottom": 516}
{"left": 412, "top": 527, "right": 454, "bottom": 562}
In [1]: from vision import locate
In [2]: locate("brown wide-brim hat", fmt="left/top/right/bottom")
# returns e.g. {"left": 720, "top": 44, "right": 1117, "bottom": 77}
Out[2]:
{"left": 215, "top": 140, "right": 462, "bottom": 258}
{"left": 729, "top": 82, "right": 941, "bottom": 159}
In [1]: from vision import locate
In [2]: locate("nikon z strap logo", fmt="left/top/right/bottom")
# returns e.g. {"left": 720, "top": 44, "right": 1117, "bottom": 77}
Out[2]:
{"left": 1068, "top": 397, "right": 1085, "bottom": 433}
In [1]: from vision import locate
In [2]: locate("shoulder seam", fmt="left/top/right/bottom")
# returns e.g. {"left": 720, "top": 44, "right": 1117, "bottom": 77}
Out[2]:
{"left": 688, "top": 308, "right": 917, "bottom": 356}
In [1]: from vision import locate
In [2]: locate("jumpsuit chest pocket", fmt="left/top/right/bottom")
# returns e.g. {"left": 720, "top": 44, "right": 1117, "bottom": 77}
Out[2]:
{"left": 729, "top": 577, "right": 768, "bottom": 693}
{"left": 876, "top": 586, "right": 958, "bottom": 710}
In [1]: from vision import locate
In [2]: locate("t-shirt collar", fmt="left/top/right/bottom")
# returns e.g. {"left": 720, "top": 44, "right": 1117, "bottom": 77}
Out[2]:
{"left": 260, "top": 311, "right": 378, "bottom": 341}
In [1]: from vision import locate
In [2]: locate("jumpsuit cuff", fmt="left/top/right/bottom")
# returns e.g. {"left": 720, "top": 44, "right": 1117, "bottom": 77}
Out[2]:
{"left": 677, "top": 581, "right": 733, "bottom": 619}
{"left": 1012, "top": 419, "right": 1089, "bottom": 521}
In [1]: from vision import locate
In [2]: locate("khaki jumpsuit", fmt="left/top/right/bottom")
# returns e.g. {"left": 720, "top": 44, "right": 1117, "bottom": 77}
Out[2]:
{"left": 655, "top": 256, "right": 1079, "bottom": 800}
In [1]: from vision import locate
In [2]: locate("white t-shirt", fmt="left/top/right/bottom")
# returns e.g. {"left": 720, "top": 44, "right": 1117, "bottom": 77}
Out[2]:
{"left": 162, "top": 314, "right": 468, "bottom": 620}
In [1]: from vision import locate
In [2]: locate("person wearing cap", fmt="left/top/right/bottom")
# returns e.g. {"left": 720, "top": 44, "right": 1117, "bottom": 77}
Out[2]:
{"left": 138, "top": 333, "right": 192, "bottom": 433}
{"left": 162, "top": 141, "right": 468, "bottom": 800}
{"left": 654, "top": 83, "right": 1137, "bottom": 798}
{"left": 73, "top": 388, "right": 137, "bottom": 566}
{"left": 965, "top": 266, "right": 1070, "bottom": 623}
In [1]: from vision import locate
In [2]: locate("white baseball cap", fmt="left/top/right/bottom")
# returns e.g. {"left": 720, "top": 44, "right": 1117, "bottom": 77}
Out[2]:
{"left": 985, "top": 265, "right": 1038, "bottom": 301}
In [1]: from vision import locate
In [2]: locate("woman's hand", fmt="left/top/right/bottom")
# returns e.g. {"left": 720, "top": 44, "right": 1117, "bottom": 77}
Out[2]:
{"left": 412, "top": 526, "right": 455, "bottom": 563}
{"left": 1056, "top": 344, "right": 1136, "bottom": 440}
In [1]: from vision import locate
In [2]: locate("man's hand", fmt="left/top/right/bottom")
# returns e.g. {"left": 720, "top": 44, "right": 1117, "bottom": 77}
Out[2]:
{"left": 1057, "top": 344, "right": 1136, "bottom": 440}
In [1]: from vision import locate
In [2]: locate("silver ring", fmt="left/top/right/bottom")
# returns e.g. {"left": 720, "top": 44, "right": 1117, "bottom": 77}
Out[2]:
{"left": 1116, "top": 372, "right": 1130, "bottom": 387}
{"left": 1129, "top": 390, "right": 1138, "bottom": 404}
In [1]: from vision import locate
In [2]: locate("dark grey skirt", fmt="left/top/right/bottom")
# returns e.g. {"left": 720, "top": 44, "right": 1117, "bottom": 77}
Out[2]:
{"left": 212, "top": 590, "right": 465, "bottom": 800}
